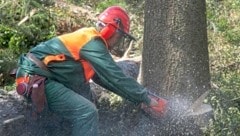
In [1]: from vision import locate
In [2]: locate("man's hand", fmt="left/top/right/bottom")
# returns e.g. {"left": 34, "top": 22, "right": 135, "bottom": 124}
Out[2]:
{"left": 141, "top": 93, "right": 168, "bottom": 117}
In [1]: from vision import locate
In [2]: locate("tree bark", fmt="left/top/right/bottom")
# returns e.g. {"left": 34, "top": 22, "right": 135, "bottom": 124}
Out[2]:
{"left": 142, "top": 0, "right": 210, "bottom": 101}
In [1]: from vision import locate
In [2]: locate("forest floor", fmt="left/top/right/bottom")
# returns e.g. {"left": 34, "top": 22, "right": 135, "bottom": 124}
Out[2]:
{"left": 0, "top": 60, "right": 204, "bottom": 136}
{"left": 0, "top": 84, "right": 204, "bottom": 136}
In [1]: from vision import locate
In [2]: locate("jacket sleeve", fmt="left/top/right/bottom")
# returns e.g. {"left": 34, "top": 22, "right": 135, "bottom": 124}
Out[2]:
{"left": 80, "top": 38, "right": 151, "bottom": 105}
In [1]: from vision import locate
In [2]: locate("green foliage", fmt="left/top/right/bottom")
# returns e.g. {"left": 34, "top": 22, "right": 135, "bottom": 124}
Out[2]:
{"left": 225, "top": 29, "right": 240, "bottom": 45}
{"left": 96, "top": 0, "right": 127, "bottom": 11}
{"left": 0, "top": 49, "right": 18, "bottom": 86}
{"left": 204, "top": 86, "right": 240, "bottom": 136}
{"left": 206, "top": 0, "right": 240, "bottom": 135}
{"left": 0, "top": 25, "right": 18, "bottom": 49}
{"left": 217, "top": 17, "right": 229, "bottom": 32}
{"left": 0, "top": 0, "right": 57, "bottom": 88}
{"left": 206, "top": 0, "right": 240, "bottom": 46}
{"left": 0, "top": 0, "right": 57, "bottom": 54}
{"left": 9, "top": 34, "right": 28, "bottom": 54}
{"left": 205, "top": 76, "right": 240, "bottom": 135}
{"left": 79, "top": 0, "right": 128, "bottom": 11}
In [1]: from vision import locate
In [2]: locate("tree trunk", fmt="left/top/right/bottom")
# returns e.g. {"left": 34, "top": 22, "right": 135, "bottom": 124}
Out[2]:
{"left": 142, "top": 0, "right": 210, "bottom": 101}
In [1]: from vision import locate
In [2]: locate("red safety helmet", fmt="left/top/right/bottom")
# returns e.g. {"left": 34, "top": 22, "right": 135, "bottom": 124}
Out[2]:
{"left": 98, "top": 6, "right": 135, "bottom": 40}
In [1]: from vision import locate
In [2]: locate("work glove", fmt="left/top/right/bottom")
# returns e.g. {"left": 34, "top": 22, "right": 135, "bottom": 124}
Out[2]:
{"left": 141, "top": 92, "right": 168, "bottom": 118}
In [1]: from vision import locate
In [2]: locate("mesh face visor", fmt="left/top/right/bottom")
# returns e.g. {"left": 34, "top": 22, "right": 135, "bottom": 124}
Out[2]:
{"left": 96, "top": 21, "right": 136, "bottom": 57}
{"left": 110, "top": 29, "right": 136, "bottom": 57}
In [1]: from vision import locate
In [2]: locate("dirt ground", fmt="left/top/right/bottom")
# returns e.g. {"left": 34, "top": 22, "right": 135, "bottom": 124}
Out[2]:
{"left": 0, "top": 60, "right": 204, "bottom": 136}
{"left": 0, "top": 89, "right": 203, "bottom": 136}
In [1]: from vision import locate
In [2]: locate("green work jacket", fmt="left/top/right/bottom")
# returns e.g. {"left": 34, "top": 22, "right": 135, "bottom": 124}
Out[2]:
{"left": 16, "top": 27, "right": 150, "bottom": 105}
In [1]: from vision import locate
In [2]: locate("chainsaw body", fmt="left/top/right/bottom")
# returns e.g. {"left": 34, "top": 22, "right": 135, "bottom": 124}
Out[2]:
{"left": 141, "top": 92, "right": 168, "bottom": 118}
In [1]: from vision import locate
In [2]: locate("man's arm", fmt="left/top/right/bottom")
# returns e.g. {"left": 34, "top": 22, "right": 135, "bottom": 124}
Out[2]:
{"left": 80, "top": 38, "right": 151, "bottom": 105}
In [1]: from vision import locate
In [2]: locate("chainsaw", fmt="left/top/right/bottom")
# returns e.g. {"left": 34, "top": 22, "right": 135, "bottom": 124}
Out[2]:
{"left": 141, "top": 90, "right": 212, "bottom": 118}
{"left": 141, "top": 91, "right": 168, "bottom": 118}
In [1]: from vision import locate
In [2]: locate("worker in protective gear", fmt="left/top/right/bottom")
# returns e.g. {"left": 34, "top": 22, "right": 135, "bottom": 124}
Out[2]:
{"left": 15, "top": 6, "right": 167, "bottom": 136}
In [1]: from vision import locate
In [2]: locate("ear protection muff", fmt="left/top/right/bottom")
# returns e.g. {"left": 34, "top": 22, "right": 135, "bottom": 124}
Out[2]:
{"left": 100, "top": 24, "right": 117, "bottom": 40}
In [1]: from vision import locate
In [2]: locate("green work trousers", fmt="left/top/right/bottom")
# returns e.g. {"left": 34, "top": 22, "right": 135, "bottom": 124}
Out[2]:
{"left": 45, "top": 79, "right": 98, "bottom": 136}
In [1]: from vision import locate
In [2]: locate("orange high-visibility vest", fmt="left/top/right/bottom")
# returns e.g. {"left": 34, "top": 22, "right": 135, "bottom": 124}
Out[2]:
{"left": 47, "top": 27, "right": 107, "bottom": 82}
{"left": 58, "top": 27, "right": 107, "bottom": 81}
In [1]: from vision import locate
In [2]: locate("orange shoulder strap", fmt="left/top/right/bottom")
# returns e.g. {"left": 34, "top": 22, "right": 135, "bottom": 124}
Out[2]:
{"left": 58, "top": 27, "right": 104, "bottom": 60}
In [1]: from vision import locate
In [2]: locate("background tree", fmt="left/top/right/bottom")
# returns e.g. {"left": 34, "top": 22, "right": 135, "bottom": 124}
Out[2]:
{"left": 142, "top": 0, "right": 211, "bottom": 101}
